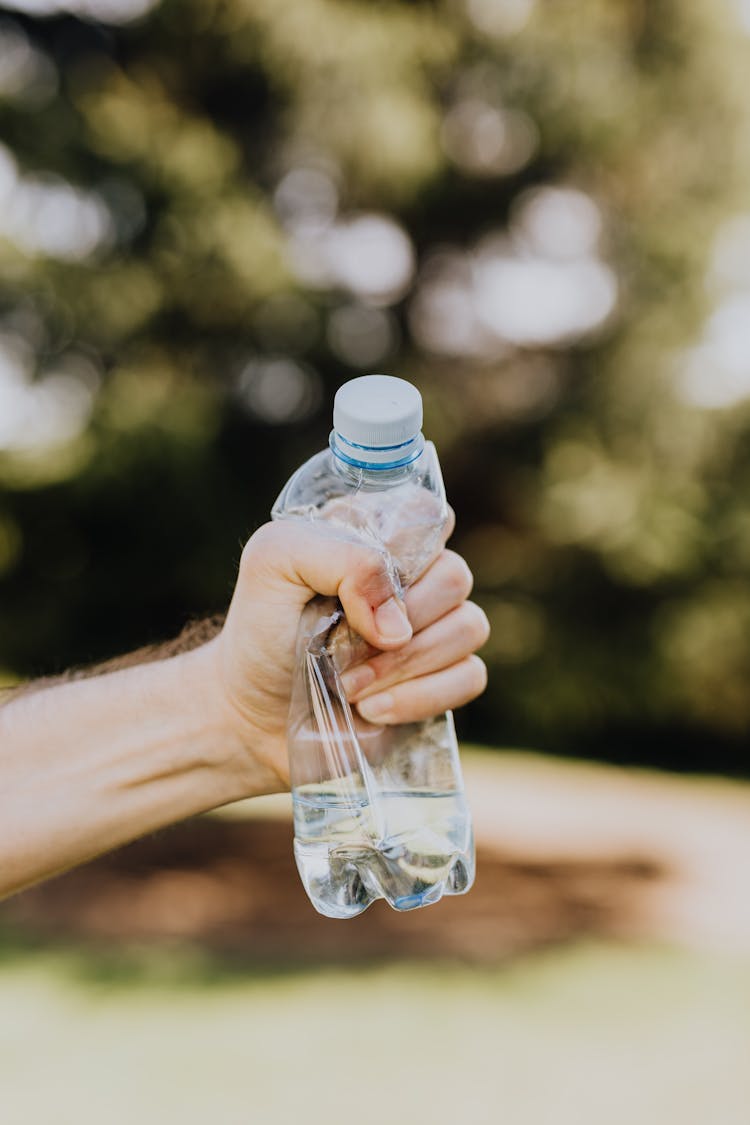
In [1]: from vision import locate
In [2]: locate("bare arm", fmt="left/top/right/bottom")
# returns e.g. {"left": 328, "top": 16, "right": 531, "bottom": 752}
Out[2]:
{"left": 0, "top": 640, "right": 247, "bottom": 899}
{"left": 0, "top": 522, "right": 488, "bottom": 901}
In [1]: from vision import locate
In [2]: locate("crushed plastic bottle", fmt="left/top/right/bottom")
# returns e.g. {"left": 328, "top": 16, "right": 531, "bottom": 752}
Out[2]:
{"left": 272, "top": 374, "right": 475, "bottom": 918}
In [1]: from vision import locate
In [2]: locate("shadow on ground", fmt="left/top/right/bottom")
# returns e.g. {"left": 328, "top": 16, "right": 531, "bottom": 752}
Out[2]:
{"left": 0, "top": 814, "right": 662, "bottom": 965}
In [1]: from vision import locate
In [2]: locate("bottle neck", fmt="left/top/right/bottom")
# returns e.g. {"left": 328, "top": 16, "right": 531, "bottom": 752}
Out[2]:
{"left": 329, "top": 429, "right": 424, "bottom": 469}
{"left": 329, "top": 429, "right": 426, "bottom": 489}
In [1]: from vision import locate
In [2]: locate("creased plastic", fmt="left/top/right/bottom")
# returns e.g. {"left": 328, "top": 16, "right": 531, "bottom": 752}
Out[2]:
{"left": 272, "top": 442, "right": 475, "bottom": 917}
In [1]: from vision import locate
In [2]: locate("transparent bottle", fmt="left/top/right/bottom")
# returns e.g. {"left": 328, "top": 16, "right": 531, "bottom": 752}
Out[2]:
{"left": 272, "top": 375, "right": 475, "bottom": 918}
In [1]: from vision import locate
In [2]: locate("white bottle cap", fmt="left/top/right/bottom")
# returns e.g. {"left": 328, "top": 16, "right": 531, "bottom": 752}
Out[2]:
{"left": 331, "top": 375, "right": 424, "bottom": 468}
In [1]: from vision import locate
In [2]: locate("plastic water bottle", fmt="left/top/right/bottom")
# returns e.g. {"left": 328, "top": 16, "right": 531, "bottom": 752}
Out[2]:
{"left": 272, "top": 374, "right": 475, "bottom": 918}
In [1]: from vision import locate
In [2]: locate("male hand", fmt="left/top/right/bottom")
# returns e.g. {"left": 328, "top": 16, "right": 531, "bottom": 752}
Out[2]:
{"left": 210, "top": 516, "right": 489, "bottom": 793}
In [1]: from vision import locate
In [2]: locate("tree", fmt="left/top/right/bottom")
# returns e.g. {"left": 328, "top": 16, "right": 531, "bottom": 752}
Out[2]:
{"left": 2, "top": 0, "right": 750, "bottom": 771}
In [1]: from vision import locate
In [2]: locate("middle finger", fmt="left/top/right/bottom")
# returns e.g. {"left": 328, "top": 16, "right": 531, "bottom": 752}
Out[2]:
{"left": 342, "top": 600, "right": 489, "bottom": 702}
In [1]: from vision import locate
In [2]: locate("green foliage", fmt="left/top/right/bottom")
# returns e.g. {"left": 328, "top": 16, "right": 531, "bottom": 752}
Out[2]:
{"left": 2, "top": 0, "right": 750, "bottom": 770}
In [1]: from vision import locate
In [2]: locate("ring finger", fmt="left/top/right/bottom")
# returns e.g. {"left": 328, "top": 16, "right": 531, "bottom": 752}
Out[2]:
{"left": 355, "top": 656, "right": 488, "bottom": 726}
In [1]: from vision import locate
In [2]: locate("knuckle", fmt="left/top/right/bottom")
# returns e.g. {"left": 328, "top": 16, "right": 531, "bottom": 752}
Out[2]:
{"left": 462, "top": 602, "right": 491, "bottom": 648}
{"left": 240, "top": 522, "right": 275, "bottom": 570}
{"left": 367, "top": 649, "right": 396, "bottom": 680}
{"left": 443, "top": 550, "right": 474, "bottom": 601}
{"left": 354, "top": 547, "right": 392, "bottom": 598}
{"left": 466, "top": 654, "right": 488, "bottom": 694}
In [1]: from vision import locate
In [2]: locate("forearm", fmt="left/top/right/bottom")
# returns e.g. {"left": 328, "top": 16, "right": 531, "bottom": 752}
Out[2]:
{"left": 0, "top": 641, "right": 256, "bottom": 900}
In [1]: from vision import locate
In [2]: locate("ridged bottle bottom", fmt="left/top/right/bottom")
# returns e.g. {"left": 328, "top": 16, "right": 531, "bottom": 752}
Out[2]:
{"left": 293, "top": 788, "right": 475, "bottom": 919}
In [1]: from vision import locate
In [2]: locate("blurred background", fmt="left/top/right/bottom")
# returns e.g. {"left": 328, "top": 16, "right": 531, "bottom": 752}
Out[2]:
{"left": 2, "top": 1, "right": 750, "bottom": 1122}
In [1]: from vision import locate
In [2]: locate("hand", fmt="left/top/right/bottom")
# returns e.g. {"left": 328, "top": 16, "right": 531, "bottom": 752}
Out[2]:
{"left": 207, "top": 517, "right": 489, "bottom": 794}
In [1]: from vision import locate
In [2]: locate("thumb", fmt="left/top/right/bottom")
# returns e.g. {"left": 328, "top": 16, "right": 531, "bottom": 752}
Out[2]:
{"left": 239, "top": 522, "right": 413, "bottom": 650}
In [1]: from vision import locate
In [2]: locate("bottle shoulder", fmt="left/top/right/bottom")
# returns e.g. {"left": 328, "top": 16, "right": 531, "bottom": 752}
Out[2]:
{"left": 271, "top": 448, "right": 341, "bottom": 519}
{"left": 272, "top": 442, "right": 446, "bottom": 519}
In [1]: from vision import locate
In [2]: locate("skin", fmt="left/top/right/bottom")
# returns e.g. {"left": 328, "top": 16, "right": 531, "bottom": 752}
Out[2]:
{"left": 0, "top": 517, "right": 489, "bottom": 901}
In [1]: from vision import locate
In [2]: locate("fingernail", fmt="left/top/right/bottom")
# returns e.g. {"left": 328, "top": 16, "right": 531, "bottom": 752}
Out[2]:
{"left": 340, "top": 663, "right": 376, "bottom": 700}
{"left": 374, "top": 597, "right": 411, "bottom": 642}
{"left": 357, "top": 692, "right": 394, "bottom": 724}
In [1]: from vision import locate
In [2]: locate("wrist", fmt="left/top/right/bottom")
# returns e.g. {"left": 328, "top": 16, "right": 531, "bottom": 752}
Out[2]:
{"left": 180, "top": 638, "right": 287, "bottom": 802}
{"left": 0, "top": 642, "right": 281, "bottom": 898}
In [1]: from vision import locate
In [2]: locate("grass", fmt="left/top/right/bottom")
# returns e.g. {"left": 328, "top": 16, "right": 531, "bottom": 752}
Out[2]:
{"left": 1, "top": 940, "right": 749, "bottom": 1125}
{"left": 3, "top": 746, "right": 750, "bottom": 1123}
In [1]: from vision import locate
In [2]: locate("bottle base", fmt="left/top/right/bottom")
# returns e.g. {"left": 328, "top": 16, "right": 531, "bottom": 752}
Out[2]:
{"left": 295, "top": 842, "right": 475, "bottom": 919}
{"left": 292, "top": 786, "right": 475, "bottom": 918}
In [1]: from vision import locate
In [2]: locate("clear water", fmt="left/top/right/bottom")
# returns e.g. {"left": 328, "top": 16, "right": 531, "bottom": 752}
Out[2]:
{"left": 293, "top": 784, "right": 475, "bottom": 918}
{"left": 274, "top": 439, "right": 476, "bottom": 918}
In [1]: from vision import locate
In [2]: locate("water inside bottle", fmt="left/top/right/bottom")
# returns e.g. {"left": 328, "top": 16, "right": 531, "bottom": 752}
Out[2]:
{"left": 293, "top": 781, "right": 474, "bottom": 919}
{"left": 275, "top": 436, "right": 476, "bottom": 918}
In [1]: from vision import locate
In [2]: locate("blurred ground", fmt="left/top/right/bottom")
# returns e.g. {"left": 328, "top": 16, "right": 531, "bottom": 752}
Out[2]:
{"left": 1, "top": 943, "right": 749, "bottom": 1125}
{"left": 3, "top": 749, "right": 750, "bottom": 957}
{"left": 2, "top": 749, "right": 750, "bottom": 1125}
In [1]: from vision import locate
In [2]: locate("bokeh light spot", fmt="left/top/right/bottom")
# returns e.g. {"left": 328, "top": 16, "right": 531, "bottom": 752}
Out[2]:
{"left": 1, "top": 0, "right": 158, "bottom": 25}
{"left": 513, "top": 186, "right": 603, "bottom": 260}
{"left": 0, "top": 19, "right": 56, "bottom": 103}
{"left": 274, "top": 167, "right": 339, "bottom": 232}
{"left": 237, "top": 358, "right": 322, "bottom": 425}
{"left": 327, "top": 304, "right": 397, "bottom": 368}
{"left": 441, "top": 99, "right": 538, "bottom": 178}
{"left": 0, "top": 335, "right": 99, "bottom": 453}
{"left": 286, "top": 212, "right": 415, "bottom": 305}
{"left": 474, "top": 255, "right": 617, "bottom": 347}
{"left": 465, "top": 0, "right": 535, "bottom": 38}
{"left": 0, "top": 144, "right": 113, "bottom": 261}
{"left": 679, "top": 295, "right": 750, "bottom": 409}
